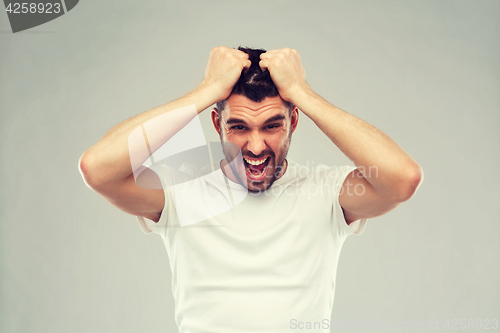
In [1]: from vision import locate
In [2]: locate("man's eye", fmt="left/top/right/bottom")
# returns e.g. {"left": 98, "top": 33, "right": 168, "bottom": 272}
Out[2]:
{"left": 264, "top": 124, "right": 282, "bottom": 132}
{"left": 230, "top": 125, "right": 246, "bottom": 131}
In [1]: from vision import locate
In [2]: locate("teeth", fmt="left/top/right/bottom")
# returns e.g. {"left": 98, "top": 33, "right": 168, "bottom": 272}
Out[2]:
{"left": 244, "top": 157, "right": 267, "bottom": 166}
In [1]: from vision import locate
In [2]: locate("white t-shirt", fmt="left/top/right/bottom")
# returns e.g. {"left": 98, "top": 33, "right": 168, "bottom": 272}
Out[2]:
{"left": 137, "top": 160, "right": 367, "bottom": 333}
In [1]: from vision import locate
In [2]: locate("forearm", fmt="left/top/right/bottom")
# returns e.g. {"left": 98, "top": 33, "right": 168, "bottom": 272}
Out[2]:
{"left": 79, "top": 82, "right": 217, "bottom": 188}
{"left": 292, "top": 86, "right": 422, "bottom": 199}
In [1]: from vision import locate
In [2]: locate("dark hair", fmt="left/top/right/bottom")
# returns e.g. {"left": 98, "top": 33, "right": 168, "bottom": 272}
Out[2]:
{"left": 216, "top": 46, "right": 293, "bottom": 114}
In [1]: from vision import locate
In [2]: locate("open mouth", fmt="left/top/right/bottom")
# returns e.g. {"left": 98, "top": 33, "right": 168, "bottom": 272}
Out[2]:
{"left": 243, "top": 156, "right": 270, "bottom": 181}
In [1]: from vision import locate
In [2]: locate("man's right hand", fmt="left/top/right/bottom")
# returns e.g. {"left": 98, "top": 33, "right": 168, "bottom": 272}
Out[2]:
{"left": 200, "top": 46, "right": 251, "bottom": 102}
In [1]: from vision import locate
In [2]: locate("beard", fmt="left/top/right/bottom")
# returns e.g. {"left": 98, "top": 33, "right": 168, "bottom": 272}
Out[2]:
{"left": 219, "top": 131, "right": 292, "bottom": 193}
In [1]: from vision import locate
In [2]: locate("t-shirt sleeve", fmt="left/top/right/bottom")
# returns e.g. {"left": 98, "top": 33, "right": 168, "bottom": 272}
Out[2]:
{"left": 330, "top": 165, "right": 368, "bottom": 238}
{"left": 136, "top": 163, "right": 174, "bottom": 239}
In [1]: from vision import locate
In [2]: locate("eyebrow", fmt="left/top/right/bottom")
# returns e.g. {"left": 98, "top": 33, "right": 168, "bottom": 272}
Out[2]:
{"left": 226, "top": 114, "right": 286, "bottom": 126}
{"left": 226, "top": 118, "right": 247, "bottom": 125}
{"left": 263, "top": 115, "right": 286, "bottom": 124}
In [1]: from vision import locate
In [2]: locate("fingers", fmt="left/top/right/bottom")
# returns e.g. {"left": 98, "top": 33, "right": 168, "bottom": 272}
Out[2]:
{"left": 243, "top": 58, "right": 252, "bottom": 71}
{"left": 256, "top": 47, "right": 307, "bottom": 102}
{"left": 260, "top": 48, "right": 298, "bottom": 59}
{"left": 206, "top": 47, "right": 249, "bottom": 74}
{"left": 203, "top": 46, "right": 253, "bottom": 101}
{"left": 217, "top": 46, "right": 251, "bottom": 69}
{"left": 259, "top": 48, "right": 300, "bottom": 71}
{"left": 259, "top": 58, "right": 269, "bottom": 71}
{"left": 236, "top": 50, "right": 251, "bottom": 70}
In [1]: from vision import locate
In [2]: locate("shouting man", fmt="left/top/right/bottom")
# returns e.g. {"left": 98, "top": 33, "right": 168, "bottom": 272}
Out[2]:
{"left": 79, "top": 46, "right": 423, "bottom": 333}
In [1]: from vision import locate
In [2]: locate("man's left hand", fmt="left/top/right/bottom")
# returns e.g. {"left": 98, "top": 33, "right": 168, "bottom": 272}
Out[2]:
{"left": 259, "top": 48, "right": 309, "bottom": 103}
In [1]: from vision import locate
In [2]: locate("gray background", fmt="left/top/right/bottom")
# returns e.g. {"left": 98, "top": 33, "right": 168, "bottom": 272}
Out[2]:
{"left": 1, "top": 0, "right": 499, "bottom": 332}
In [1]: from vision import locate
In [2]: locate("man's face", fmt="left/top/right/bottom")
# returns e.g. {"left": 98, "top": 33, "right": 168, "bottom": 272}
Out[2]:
{"left": 212, "top": 94, "right": 298, "bottom": 193}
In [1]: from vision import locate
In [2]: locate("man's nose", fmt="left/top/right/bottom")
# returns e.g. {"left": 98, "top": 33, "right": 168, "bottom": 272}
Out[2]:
{"left": 246, "top": 131, "right": 266, "bottom": 156}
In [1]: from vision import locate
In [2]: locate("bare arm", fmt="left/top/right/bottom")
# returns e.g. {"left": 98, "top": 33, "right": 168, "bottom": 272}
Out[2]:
{"left": 260, "top": 48, "right": 423, "bottom": 223}
{"left": 79, "top": 46, "right": 251, "bottom": 221}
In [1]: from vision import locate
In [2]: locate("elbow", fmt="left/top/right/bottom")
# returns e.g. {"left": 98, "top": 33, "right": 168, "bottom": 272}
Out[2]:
{"left": 78, "top": 151, "right": 102, "bottom": 190}
{"left": 395, "top": 162, "right": 424, "bottom": 202}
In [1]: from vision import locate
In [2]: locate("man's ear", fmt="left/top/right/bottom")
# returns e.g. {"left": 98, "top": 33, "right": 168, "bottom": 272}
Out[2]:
{"left": 211, "top": 108, "right": 221, "bottom": 135}
{"left": 290, "top": 106, "right": 299, "bottom": 133}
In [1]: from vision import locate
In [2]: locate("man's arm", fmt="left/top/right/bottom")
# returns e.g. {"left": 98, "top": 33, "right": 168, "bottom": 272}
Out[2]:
{"left": 78, "top": 46, "right": 251, "bottom": 222}
{"left": 260, "top": 48, "right": 423, "bottom": 223}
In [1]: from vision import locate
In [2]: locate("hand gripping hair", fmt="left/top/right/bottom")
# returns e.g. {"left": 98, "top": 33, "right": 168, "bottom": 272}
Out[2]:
{"left": 216, "top": 46, "right": 294, "bottom": 114}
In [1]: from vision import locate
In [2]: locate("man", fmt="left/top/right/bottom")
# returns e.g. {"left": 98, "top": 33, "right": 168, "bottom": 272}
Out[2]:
{"left": 79, "top": 46, "right": 423, "bottom": 332}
